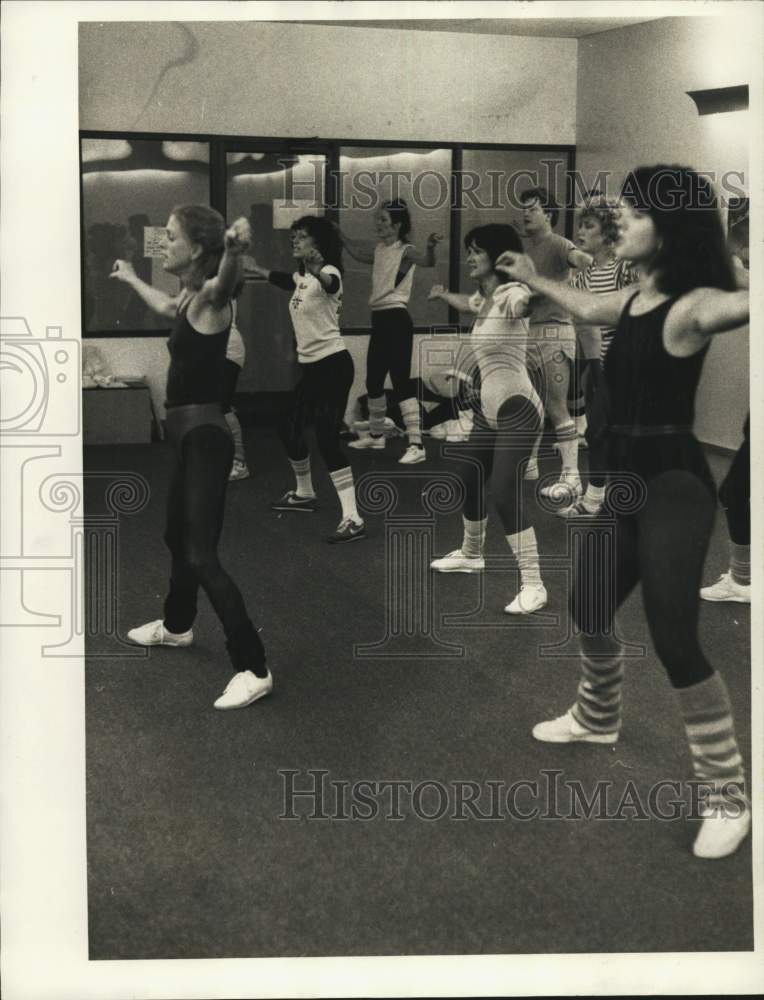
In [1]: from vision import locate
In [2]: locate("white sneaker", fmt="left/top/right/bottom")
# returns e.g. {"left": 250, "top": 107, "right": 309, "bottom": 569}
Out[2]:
{"left": 127, "top": 619, "right": 193, "bottom": 647}
{"left": 349, "top": 435, "right": 385, "bottom": 450}
{"left": 539, "top": 474, "right": 583, "bottom": 500}
{"left": 229, "top": 459, "right": 250, "bottom": 481}
{"left": 214, "top": 669, "right": 273, "bottom": 710}
{"left": 700, "top": 571, "right": 751, "bottom": 604}
{"left": 504, "top": 584, "right": 548, "bottom": 615}
{"left": 430, "top": 424, "right": 447, "bottom": 440}
{"left": 399, "top": 445, "right": 426, "bottom": 465}
{"left": 445, "top": 417, "right": 470, "bottom": 442}
{"left": 532, "top": 709, "right": 619, "bottom": 744}
{"left": 524, "top": 459, "right": 539, "bottom": 481}
{"left": 431, "top": 549, "right": 485, "bottom": 573}
{"left": 693, "top": 804, "right": 751, "bottom": 859}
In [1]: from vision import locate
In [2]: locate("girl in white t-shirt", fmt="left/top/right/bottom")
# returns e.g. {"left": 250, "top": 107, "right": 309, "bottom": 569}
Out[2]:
{"left": 340, "top": 199, "right": 441, "bottom": 464}
{"left": 249, "top": 216, "right": 364, "bottom": 543}
{"left": 427, "top": 223, "right": 547, "bottom": 615}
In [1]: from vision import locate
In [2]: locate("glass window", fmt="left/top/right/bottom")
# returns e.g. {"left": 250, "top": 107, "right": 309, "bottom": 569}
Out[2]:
{"left": 458, "top": 149, "right": 572, "bottom": 294}
{"left": 81, "top": 139, "right": 210, "bottom": 335}
{"left": 337, "top": 147, "right": 452, "bottom": 329}
{"left": 226, "top": 151, "right": 327, "bottom": 391}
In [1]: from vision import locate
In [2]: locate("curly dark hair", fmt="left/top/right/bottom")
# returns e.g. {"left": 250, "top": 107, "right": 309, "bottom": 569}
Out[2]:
{"left": 620, "top": 165, "right": 735, "bottom": 295}
{"left": 291, "top": 215, "right": 343, "bottom": 273}
{"left": 464, "top": 223, "right": 523, "bottom": 276}
{"left": 578, "top": 198, "right": 620, "bottom": 246}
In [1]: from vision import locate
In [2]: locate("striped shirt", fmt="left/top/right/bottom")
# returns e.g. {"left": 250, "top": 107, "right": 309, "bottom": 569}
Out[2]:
{"left": 571, "top": 258, "right": 637, "bottom": 360}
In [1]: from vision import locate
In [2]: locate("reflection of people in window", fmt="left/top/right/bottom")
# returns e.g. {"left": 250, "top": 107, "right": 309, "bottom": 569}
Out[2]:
{"left": 122, "top": 213, "right": 153, "bottom": 329}
{"left": 86, "top": 222, "right": 132, "bottom": 330}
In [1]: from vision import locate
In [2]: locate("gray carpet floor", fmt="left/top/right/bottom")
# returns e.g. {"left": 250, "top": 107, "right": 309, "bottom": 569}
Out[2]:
{"left": 84, "top": 429, "right": 752, "bottom": 959}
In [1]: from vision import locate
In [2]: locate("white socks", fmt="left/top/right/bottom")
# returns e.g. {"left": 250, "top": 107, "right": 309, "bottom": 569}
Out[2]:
{"left": 399, "top": 397, "right": 423, "bottom": 447}
{"left": 289, "top": 457, "right": 315, "bottom": 498}
{"left": 506, "top": 527, "right": 543, "bottom": 588}
{"left": 368, "top": 395, "right": 387, "bottom": 437}
{"left": 461, "top": 516, "right": 487, "bottom": 558}
{"left": 330, "top": 467, "right": 362, "bottom": 523}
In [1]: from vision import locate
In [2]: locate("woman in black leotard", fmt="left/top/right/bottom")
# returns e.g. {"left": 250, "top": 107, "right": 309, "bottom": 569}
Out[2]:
{"left": 111, "top": 205, "right": 271, "bottom": 711}
{"left": 498, "top": 165, "right": 750, "bottom": 860}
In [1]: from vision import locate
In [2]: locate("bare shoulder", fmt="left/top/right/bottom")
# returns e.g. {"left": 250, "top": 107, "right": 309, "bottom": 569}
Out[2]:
{"left": 186, "top": 284, "right": 231, "bottom": 334}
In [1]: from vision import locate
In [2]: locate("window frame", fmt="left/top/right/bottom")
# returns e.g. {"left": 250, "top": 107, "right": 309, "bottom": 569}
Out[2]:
{"left": 80, "top": 130, "right": 576, "bottom": 338}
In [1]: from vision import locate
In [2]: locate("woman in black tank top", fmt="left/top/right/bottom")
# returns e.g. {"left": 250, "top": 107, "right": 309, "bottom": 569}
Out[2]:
{"left": 498, "top": 165, "right": 750, "bottom": 860}
{"left": 110, "top": 205, "right": 272, "bottom": 711}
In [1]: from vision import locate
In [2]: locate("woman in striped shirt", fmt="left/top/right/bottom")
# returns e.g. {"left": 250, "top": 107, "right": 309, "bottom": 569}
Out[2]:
{"left": 561, "top": 199, "right": 637, "bottom": 517}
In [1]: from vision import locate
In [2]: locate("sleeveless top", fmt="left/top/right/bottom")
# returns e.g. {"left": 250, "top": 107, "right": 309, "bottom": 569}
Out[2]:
{"left": 165, "top": 298, "right": 231, "bottom": 409}
{"left": 369, "top": 241, "right": 415, "bottom": 311}
{"left": 597, "top": 293, "right": 713, "bottom": 491}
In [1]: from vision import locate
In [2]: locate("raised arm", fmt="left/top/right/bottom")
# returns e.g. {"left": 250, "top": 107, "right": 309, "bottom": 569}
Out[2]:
{"left": 495, "top": 251, "right": 633, "bottom": 327}
{"left": 428, "top": 284, "right": 473, "bottom": 313}
{"left": 109, "top": 260, "right": 180, "bottom": 318}
{"left": 404, "top": 233, "right": 443, "bottom": 267}
{"left": 201, "top": 217, "right": 251, "bottom": 307}
{"left": 665, "top": 287, "right": 749, "bottom": 353}
{"left": 337, "top": 230, "right": 375, "bottom": 265}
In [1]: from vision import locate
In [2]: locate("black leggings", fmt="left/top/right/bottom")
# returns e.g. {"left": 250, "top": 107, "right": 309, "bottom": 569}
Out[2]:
{"left": 163, "top": 415, "right": 266, "bottom": 677}
{"left": 220, "top": 358, "right": 241, "bottom": 415}
{"left": 584, "top": 360, "right": 608, "bottom": 487}
{"left": 278, "top": 349, "right": 354, "bottom": 473}
{"left": 366, "top": 308, "right": 414, "bottom": 401}
{"left": 571, "top": 468, "right": 716, "bottom": 689}
{"left": 718, "top": 415, "right": 750, "bottom": 545}
{"left": 448, "top": 394, "right": 542, "bottom": 534}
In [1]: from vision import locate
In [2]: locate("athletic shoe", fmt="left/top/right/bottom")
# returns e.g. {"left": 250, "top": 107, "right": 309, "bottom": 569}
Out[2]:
{"left": 214, "top": 669, "right": 273, "bottom": 710}
{"left": 430, "top": 423, "right": 448, "bottom": 440}
{"left": 524, "top": 459, "right": 539, "bottom": 481}
{"left": 692, "top": 803, "right": 751, "bottom": 859}
{"left": 229, "top": 459, "right": 250, "bottom": 481}
{"left": 430, "top": 549, "right": 485, "bottom": 573}
{"left": 399, "top": 445, "right": 426, "bottom": 465}
{"left": 557, "top": 499, "right": 601, "bottom": 519}
{"left": 504, "top": 584, "right": 548, "bottom": 615}
{"left": 127, "top": 619, "right": 193, "bottom": 647}
{"left": 270, "top": 490, "right": 318, "bottom": 512}
{"left": 353, "top": 417, "right": 403, "bottom": 439}
{"left": 700, "top": 571, "right": 751, "bottom": 604}
{"left": 532, "top": 709, "right": 619, "bottom": 745}
{"left": 349, "top": 435, "right": 385, "bottom": 450}
{"left": 327, "top": 518, "right": 366, "bottom": 544}
{"left": 445, "top": 418, "right": 470, "bottom": 442}
{"left": 539, "top": 475, "right": 583, "bottom": 500}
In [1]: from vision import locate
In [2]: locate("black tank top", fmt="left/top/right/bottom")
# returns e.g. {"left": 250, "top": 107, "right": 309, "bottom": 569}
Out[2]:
{"left": 597, "top": 293, "right": 714, "bottom": 493}
{"left": 604, "top": 294, "right": 708, "bottom": 431}
{"left": 165, "top": 298, "right": 231, "bottom": 409}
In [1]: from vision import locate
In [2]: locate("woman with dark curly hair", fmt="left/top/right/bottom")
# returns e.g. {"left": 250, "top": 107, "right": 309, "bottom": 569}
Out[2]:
{"left": 498, "top": 165, "right": 750, "bottom": 859}
{"left": 248, "top": 216, "right": 364, "bottom": 543}
{"left": 428, "top": 223, "right": 547, "bottom": 615}
{"left": 112, "top": 205, "right": 272, "bottom": 711}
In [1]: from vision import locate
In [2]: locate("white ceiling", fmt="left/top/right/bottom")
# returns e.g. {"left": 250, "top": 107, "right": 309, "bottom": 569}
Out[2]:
{"left": 299, "top": 17, "right": 663, "bottom": 39}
